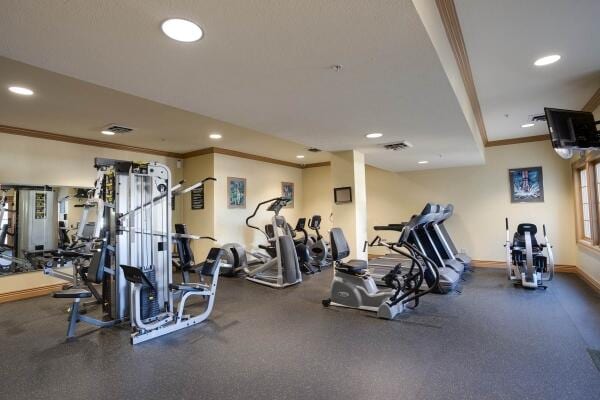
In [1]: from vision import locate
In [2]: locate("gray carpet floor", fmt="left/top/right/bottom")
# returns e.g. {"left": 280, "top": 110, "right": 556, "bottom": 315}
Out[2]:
{"left": 0, "top": 268, "right": 599, "bottom": 400}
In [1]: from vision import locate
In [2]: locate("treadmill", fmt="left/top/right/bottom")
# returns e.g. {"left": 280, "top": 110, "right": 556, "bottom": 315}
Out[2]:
{"left": 412, "top": 212, "right": 461, "bottom": 292}
{"left": 435, "top": 204, "right": 472, "bottom": 267}
{"left": 420, "top": 204, "right": 465, "bottom": 275}
{"left": 369, "top": 214, "right": 460, "bottom": 293}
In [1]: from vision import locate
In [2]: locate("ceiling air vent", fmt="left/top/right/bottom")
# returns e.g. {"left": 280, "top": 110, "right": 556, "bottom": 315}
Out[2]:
{"left": 102, "top": 124, "right": 134, "bottom": 135}
{"left": 307, "top": 148, "right": 322, "bottom": 152}
{"left": 382, "top": 141, "right": 413, "bottom": 151}
{"left": 529, "top": 114, "right": 547, "bottom": 123}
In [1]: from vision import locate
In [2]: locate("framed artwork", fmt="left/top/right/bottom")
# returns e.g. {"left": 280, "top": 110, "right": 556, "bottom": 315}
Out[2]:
{"left": 227, "top": 177, "right": 246, "bottom": 208}
{"left": 508, "top": 166, "right": 544, "bottom": 203}
{"left": 334, "top": 186, "right": 352, "bottom": 204}
{"left": 281, "top": 182, "right": 294, "bottom": 208}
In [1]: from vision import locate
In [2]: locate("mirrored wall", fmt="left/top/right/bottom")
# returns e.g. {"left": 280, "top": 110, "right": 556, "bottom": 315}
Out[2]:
{"left": 0, "top": 185, "right": 93, "bottom": 276}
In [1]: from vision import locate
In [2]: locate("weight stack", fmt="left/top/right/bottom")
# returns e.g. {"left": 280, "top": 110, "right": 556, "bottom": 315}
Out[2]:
{"left": 140, "top": 269, "right": 160, "bottom": 320}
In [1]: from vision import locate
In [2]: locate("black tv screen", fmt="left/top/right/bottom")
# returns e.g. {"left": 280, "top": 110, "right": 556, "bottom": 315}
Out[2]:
{"left": 544, "top": 107, "right": 599, "bottom": 150}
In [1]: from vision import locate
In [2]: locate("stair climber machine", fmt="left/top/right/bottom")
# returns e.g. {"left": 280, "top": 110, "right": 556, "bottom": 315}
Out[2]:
{"left": 436, "top": 204, "right": 472, "bottom": 268}
{"left": 322, "top": 227, "right": 437, "bottom": 319}
{"left": 52, "top": 159, "right": 223, "bottom": 344}
{"left": 368, "top": 210, "right": 461, "bottom": 293}
{"left": 505, "top": 218, "right": 554, "bottom": 290}
{"left": 222, "top": 197, "right": 302, "bottom": 288}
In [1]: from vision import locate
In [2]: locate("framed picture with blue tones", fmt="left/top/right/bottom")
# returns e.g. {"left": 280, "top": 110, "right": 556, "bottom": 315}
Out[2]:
{"left": 508, "top": 166, "right": 544, "bottom": 203}
{"left": 227, "top": 177, "right": 246, "bottom": 209}
{"left": 281, "top": 182, "right": 294, "bottom": 208}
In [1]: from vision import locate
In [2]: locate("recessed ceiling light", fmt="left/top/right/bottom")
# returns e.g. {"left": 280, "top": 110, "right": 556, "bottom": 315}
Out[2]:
{"left": 161, "top": 18, "right": 203, "bottom": 42}
{"left": 521, "top": 123, "right": 535, "bottom": 128}
{"left": 8, "top": 86, "right": 34, "bottom": 96}
{"left": 209, "top": 133, "right": 222, "bottom": 139}
{"left": 418, "top": 160, "right": 429, "bottom": 164}
{"left": 296, "top": 155, "right": 305, "bottom": 159}
{"left": 101, "top": 130, "right": 115, "bottom": 136}
{"left": 534, "top": 54, "right": 561, "bottom": 66}
{"left": 365, "top": 132, "right": 383, "bottom": 139}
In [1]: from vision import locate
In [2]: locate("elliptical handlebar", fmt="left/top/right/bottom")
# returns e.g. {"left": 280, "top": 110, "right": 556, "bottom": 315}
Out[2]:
{"left": 373, "top": 224, "right": 405, "bottom": 232}
{"left": 245, "top": 197, "right": 289, "bottom": 240}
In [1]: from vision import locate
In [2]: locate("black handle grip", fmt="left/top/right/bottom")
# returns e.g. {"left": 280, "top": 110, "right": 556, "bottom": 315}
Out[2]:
{"left": 369, "top": 236, "right": 380, "bottom": 247}
{"left": 199, "top": 236, "right": 217, "bottom": 242}
{"left": 543, "top": 224, "right": 546, "bottom": 236}
{"left": 505, "top": 217, "right": 508, "bottom": 230}
{"left": 362, "top": 240, "right": 368, "bottom": 253}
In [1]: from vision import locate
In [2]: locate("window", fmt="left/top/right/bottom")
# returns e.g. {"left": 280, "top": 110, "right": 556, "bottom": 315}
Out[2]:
{"left": 580, "top": 168, "right": 591, "bottom": 239}
{"left": 596, "top": 163, "right": 600, "bottom": 228}
{"left": 574, "top": 154, "right": 600, "bottom": 248}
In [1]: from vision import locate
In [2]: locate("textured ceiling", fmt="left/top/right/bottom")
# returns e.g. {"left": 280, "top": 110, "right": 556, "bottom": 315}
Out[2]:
{"left": 0, "top": 0, "right": 483, "bottom": 171}
{"left": 455, "top": 0, "right": 600, "bottom": 141}
{"left": 0, "top": 56, "right": 330, "bottom": 164}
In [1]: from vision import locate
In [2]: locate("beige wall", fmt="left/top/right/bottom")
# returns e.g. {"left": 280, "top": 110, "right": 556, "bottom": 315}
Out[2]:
{"left": 0, "top": 132, "right": 184, "bottom": 222}
{"left": 330, "top": 151, "right": 368, "bottom": 259}
{"left": 0, "top": 132, "right": 183, "bottom": 187}
{"left": 375, "top": 141, "right": 576, "bottom": 265}
{"left": 181, "top": 154, "right": 216, "bottom": 259}
{"left": 302, "top": 165, "right": 334, "bottom": 234}
{"left": 213, "top": 154, "right": 303, "bottom": 252}
{"left": 365, "top": 165, "right": 414, "bottom": 255}
{"left": 575, "top": 104, "right": 600, "bottom": 283}
{"left": 2, "top": 130, "right": 590, "bottom": 289}
{"left": 304, "top": 149, "right": 576, "bottom": 264}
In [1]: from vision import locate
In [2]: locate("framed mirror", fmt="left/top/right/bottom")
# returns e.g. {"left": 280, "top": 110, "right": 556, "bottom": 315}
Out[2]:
{"left": 0, "top": 184, "right": 94, "bottom": 276}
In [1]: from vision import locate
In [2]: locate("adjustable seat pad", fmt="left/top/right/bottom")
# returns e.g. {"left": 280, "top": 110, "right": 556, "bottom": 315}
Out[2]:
{"left": 340, "top": 259, "right": 368, "bottom": 273}
{"left": 169, "top": 283, "right": 210, "bottom": 292}
{"left": 53, "top": 288, "right": 93, "bottom": 299}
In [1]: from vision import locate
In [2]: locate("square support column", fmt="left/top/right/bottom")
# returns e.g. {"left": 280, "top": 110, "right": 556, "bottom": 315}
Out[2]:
{"left": 330, "top": 150, "right": 368, "bottom": 260}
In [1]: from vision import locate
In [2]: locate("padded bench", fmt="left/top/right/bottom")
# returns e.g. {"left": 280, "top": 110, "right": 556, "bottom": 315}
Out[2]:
{"left": 169, "top": 282, "right": 210, "bottom": 292}
{"left": 53, "top": 288, "right": 93, "bottom": 299}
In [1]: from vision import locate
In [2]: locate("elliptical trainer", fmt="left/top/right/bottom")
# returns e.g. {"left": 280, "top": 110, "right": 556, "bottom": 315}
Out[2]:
{"left": 241, "top": 197, "right": 302, "bottom": 288}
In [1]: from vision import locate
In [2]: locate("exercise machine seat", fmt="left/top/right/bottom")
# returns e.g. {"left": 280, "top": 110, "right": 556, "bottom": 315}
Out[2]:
{"left": 169, "top": 282, "right": 210, "bottom": 292}
{"left": 513, "top": 223, "right": 540, "bottom": 251}
{"left": 330, "top": 228, "right": 367, "bottom": 273}
{"left": 339, "top": 259, "right": 368, "bottom": 273}
{"left": 59, "top": 249, "right": 93, "bottom": 258}
{"left": 86, "top": 245, "right": 107, "bottom": 284}
{"left": 53, "top": 288, "right": 93, "bottom": 299}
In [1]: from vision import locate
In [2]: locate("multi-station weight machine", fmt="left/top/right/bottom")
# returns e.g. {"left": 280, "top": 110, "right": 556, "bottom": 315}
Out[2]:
{"left": 54, "top": 158, "right": 223, "bottom": 344}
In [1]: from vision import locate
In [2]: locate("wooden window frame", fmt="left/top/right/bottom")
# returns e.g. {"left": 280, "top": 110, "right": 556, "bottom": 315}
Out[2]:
{"left": 573, "top": 151, "right": 600, "bottom": 251}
